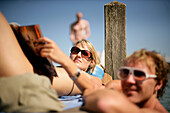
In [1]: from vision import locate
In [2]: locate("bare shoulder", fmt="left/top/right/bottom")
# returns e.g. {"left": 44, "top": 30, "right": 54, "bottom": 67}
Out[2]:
{"left": 70, "top": 22, "right": 77, "bottom": 28}
{"left": 154, "top": 99, "right": 168, "bottom": 113}
{"left": 82, "top": 19, "right": 89, "bottom": 24}
{"left": 90, "top": 75, "right": 102, "bottom": 86}
{"left": 141, "top": 99, "right": 168, "bottom": 113}
{"left": 55, "top": 66, "right": 68, "bottom": 77}
{"left": 55, "top": 66, "right": 64, "bottom": 71}
{"left": 105, "top": 80, "right": 122, "bottom": 92}
{"left": 141, "top": 108, "right": 168, "bottom": 113}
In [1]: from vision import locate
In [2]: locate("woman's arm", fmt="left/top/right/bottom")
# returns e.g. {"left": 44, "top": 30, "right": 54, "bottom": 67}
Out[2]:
{"left": 51, "top": 67, "right": 83, "bottom": 96}
{"left": 52, "top": 66, "right": 103, "bottom": 96}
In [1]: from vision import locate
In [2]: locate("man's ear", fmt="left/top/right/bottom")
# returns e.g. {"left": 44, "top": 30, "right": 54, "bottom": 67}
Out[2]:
{"left": 155, "top": 80, "right": 163, "bottom": 91}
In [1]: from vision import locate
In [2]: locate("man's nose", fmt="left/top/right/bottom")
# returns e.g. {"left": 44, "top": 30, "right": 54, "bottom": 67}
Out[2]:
{"left": 126, "top": 73, "right": 136, "bottom": 84}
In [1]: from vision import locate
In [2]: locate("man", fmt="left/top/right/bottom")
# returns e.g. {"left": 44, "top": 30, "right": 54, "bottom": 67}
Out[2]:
{"left": 70, "top": 12, "right": 90, "bottom": 44}
{"left": 83, "top": 49, "right": 169, "bottom": 113}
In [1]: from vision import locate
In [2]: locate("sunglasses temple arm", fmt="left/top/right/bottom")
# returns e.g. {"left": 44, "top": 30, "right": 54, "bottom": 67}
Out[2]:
{"left": 149, "top": 74, "right": 157, "bottom": 78}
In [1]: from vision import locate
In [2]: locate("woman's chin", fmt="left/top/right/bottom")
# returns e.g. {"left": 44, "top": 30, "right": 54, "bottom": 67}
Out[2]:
{"left": 75, "top": 63, "right": 82, "bottom": 68}
{"left": 75, "top": 63, "right": 86, "bottom": 71}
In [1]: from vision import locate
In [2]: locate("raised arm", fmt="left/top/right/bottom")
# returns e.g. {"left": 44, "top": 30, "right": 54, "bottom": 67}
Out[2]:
{"left": 35, "top": 37, "right": 102, "bottom": 91}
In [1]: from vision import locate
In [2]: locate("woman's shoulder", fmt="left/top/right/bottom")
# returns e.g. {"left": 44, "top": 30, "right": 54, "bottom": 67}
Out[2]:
{"left": 55, "top": 66, "right": 67, "bottom": 74}
{"left": 54, "top": 66, "right": 70, "bottom": 80}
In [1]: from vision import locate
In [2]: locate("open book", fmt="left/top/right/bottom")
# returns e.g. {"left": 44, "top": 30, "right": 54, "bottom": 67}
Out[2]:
{"left": 11, "top": 24, "right": 57, "bottom": 83}
{"left": 19, "top": 24, "right": 43, "bottom": 56}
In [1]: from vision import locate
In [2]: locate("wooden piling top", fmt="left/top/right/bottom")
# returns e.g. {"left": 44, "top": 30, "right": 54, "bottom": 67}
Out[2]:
{"left": 105, "top": 1, "right": 126, "bottom": 6}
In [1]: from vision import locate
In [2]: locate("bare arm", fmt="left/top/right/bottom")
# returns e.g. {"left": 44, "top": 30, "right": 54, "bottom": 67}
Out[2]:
{"left": 51, "top": 67, "right": 83, "bottom": 96}
{"left": 105, "top": 80, "right": 122, "bottom": 92}
{"left": 83, "top": 88, "right": 162, "bottom": 113}
{"left": 36, "top": 37, "right": 102, "bottom": 92}
{"left": 52, "top": 66, "right": 102, "bottom": 96}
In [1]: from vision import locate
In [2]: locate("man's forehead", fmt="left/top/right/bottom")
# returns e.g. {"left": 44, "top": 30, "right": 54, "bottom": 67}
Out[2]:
{"left": 126, "top": 59, "right": 155, "bottom": 74}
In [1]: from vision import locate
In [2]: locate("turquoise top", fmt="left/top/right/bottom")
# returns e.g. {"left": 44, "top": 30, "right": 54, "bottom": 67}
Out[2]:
{"left": 87, "top": 65, "right": 104, "bottom": 80}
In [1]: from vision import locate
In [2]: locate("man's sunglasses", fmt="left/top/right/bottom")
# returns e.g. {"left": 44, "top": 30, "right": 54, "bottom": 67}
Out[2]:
{"left": 118, "top": 66, "right": 157, "bottom": 82}
{"left": 71, "top": 47, "right": 93, "bottom": 59}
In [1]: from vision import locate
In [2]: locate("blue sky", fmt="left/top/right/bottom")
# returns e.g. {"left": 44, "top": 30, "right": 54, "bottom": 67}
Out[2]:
{"left": 0, "top": 0, "right": 170, "bottom": 66}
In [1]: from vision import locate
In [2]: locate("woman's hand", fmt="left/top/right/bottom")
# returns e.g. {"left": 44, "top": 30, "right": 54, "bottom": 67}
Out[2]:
{"left": 35, "top": 37, "right": 67, "bottom": 65}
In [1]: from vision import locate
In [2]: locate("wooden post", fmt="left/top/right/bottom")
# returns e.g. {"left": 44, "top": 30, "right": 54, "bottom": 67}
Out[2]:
{"left": 105, "top": 1, "right": 126, "bottom": 79}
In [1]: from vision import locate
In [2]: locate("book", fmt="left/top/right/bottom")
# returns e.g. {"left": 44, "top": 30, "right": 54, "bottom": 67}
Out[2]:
{"left": 11, "top": 24, "right": 57, "bottom": 83}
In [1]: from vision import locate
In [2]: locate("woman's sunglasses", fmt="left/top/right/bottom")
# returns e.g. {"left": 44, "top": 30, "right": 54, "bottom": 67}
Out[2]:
{"left": 71, "top": 47, "right": 93, "bottom": 59}
{"left": 118, "top": 66, "right": 157, "bottom": 82}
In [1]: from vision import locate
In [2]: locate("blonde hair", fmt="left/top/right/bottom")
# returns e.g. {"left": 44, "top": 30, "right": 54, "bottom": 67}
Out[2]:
{"left": 124, "top": 49, "right": 169, "bottom": 98}
{"left": 73, "top": 39, "right": 100, "bottom": 73}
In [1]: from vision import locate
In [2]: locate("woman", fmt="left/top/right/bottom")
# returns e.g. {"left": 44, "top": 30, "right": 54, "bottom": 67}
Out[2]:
{"left": 36, "top": 38, "right": 103, "bottom": 96}
{"left": 0, "top": 12, "right": 103, "bottom": 112}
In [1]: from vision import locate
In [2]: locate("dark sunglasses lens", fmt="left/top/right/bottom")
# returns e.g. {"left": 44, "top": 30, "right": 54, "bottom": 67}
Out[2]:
{"left": 119, "top": 69, "right": 129, "bottom": 79}
{"left": 134, "top": 70, "right": 146, "bottom": 81}
{"left": 81, "top": 50, "right": 91, "bottom": 58}
{"left": 71, "top": 47, "right": 80, "bottom": 54}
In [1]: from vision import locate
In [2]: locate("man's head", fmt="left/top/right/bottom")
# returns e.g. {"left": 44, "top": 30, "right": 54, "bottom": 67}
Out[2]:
{"left": 119, "top": 49, "right": 168, "bottom": 105}
{"left": 76, "top": 12, "right": 83, "bottom": 21}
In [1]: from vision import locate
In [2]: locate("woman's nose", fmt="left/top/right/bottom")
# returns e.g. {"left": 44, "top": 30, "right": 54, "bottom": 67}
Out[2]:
{"left": 76, "top": 51, "right": 82, "bottom": 57}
